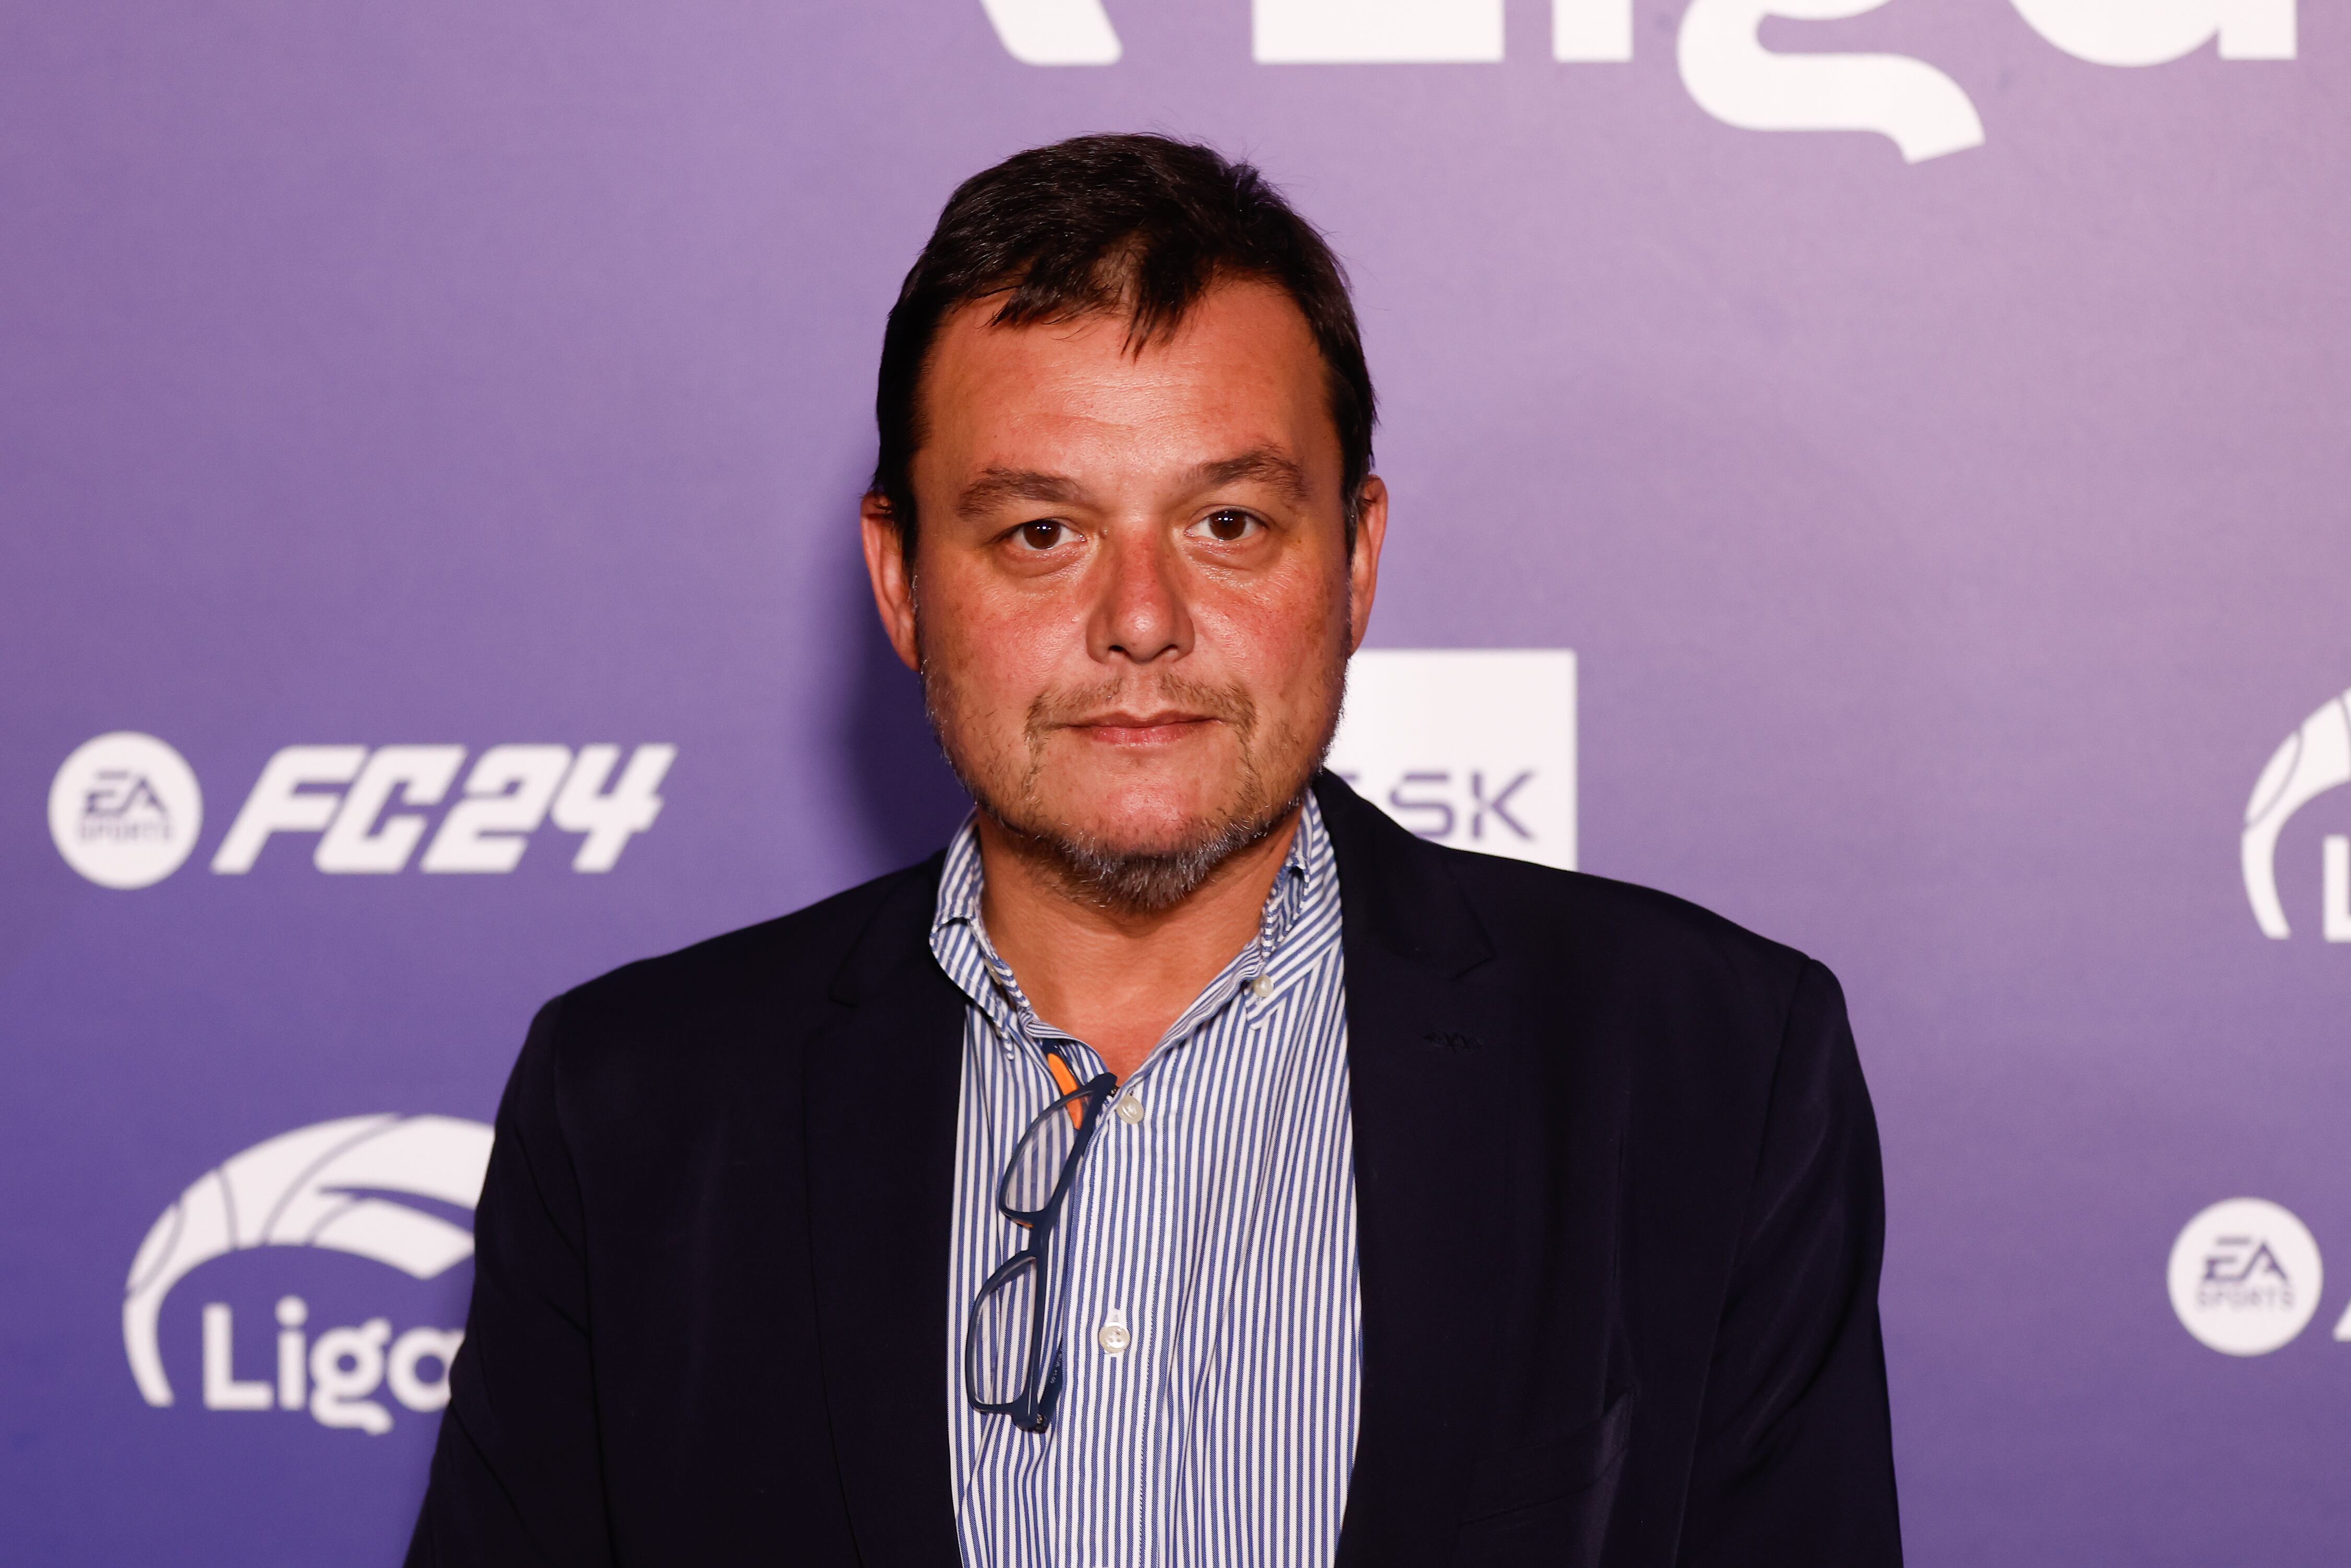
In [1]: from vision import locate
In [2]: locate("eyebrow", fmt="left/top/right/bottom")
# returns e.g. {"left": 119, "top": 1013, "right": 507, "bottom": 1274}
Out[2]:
{"left": 1189, "top": 447, "right": 1312, "bottom": 506}
{"left": 955, "top": 468, "right": 1087, "bottom": 520}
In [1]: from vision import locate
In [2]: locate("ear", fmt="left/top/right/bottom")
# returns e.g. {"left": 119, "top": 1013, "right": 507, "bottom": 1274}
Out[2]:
{"left": 860, "top": 493, "right": 922, "bottom": 672}
{"left": 1345, "top": 475, "right": 1388, "bottom": 654}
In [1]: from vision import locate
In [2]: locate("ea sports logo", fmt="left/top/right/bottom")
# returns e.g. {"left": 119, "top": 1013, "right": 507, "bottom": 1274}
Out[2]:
{"left": 2168, "top": 1199, "right": 2323, "bottom": 1356}
{"left": 50, "top": 732, "right": 204, "bottom": 888}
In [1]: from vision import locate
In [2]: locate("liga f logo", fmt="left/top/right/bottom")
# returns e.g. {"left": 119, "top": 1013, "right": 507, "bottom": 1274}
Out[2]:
{"left": 124, "top": 1115, "right": 492, "bottom": 1408}
{"left": 2242, "top": 689, "right": 2351, "bottom": 942}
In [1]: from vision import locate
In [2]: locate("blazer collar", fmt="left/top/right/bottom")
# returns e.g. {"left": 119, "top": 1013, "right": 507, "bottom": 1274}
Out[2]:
{"left": 1313, "top": 773, "right": 1515, "bottom": 1568}
{"left": 1312, "top": 770, "right": 1493, "bottom": 977}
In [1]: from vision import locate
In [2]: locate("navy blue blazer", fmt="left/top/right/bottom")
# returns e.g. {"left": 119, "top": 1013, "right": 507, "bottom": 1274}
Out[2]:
{"left": 409, "top": 772, "right": 1901, "bottom": 1566}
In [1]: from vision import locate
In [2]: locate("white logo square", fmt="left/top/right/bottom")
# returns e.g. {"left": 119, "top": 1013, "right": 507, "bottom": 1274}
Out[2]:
{"left": 1326, "top": 649, "right": 1576, "bottom": 872}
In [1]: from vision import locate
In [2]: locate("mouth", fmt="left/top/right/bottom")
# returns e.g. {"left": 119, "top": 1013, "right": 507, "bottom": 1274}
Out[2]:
{"left": 1067, "top": 711, "right": 1220, "bottom": 747}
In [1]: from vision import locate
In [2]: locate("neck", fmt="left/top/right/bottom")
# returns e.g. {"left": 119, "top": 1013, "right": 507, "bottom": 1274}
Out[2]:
{"left": 974, "top": 806, "right": 1301, "bottom": 1083}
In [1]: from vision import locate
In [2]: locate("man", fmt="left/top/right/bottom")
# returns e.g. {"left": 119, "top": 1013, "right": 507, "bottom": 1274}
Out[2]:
{"left": 410, "top": 134, "right": 1900, "bottom": 1566}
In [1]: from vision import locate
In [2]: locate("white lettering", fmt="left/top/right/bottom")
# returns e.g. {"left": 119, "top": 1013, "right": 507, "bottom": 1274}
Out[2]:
{"left": 200, "top": 1303, "right": 272, "bottom": 1410}
{"left": 275, "top": 1295, "right": 308, "bottom": 1410}
{"left": 315, "top": 746, "right": 467, "bottom": 874}
{"left": 174, "top": 1302, "right": 467, "bottom": 1428}
{"left": 1555, "top": 0, "right": 1633, "bottom": 61}
{"left": 2011, "top": 0, "right": 2292, "bottom": 66}
{"left": 1679, "top": 0, "right": 1985, "bottom": 164}
{"left": 1254, "top": 0, "right": 1503, "bottom": 63}
{"left": 980, "top": 0, "right": 1121, "bottom": 64}
{"left": 309, "top": 1318, "right": 393, "bottom": 1435}
{"left": 421, "top": 745, "right": 572, "bottom": 874}
{"left": 210, "top": 746, "right": 367, "bottom": 874}
{"left": 552, "top": 744, "right": 676, "bottom": 873}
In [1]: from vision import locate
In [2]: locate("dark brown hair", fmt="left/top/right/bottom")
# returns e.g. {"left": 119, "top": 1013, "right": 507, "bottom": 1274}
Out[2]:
{"left": 869, "top": 133, "right": 1376, "bottom": 557}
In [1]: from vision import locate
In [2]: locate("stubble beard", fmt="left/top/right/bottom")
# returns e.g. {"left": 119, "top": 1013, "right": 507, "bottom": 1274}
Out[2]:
{"left": 918, "top": 628, "right": 1347, "bottom": 917}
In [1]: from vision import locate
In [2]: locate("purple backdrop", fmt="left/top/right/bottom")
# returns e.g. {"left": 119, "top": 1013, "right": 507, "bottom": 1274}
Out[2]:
{"left": 6, "top": 0, "right": 2348, "bottom": 1561}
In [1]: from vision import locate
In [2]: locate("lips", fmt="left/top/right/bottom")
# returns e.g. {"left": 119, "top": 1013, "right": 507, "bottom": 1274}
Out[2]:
{"left": 1072, "top": 713, "right": 1216, "bottom": 745}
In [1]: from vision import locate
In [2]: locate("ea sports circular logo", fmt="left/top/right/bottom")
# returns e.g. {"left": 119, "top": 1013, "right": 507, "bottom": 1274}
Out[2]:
{"left": 2168, "top": 1198, "right": 2323, "bottom": 1356}
{"left": 49, "top": 733, "right": 203, "bottom": 889}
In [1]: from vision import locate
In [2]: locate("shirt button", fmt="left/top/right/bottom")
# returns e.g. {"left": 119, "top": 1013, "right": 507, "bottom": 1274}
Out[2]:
{"left": 1249, "top": 974, "right": 1273, "bottom": 1001}
{"left": 1114, "top": 1094, "right": 1145, "bottom": 1126}
{"left": 1098, "top": 1308, "right": 1132, "bottom": 1356}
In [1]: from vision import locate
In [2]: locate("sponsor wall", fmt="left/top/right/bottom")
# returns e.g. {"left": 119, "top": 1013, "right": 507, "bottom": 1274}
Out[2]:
{"left": 2, "top": 1, "right": 2345, "bottom": 1562}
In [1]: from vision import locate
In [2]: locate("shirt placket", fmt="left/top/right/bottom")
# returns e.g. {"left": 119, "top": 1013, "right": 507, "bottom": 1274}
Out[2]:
{"left": 1044, "top": 946, "right": 1267, "bottom": 1568}
{"left": 1148, "top": 945, "right": 1297, "bottom": 1568}
{"left": 1056, "top": 1000, "right": 1169, "bottom": 1568}
{"left": 939, "top": 809, "right": 1331, "bottom": 1568}
{"left": 974, "top": 953, "right": 1137, "bottom": 1567}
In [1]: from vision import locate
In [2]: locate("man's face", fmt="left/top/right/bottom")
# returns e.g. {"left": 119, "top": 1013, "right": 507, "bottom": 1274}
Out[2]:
{"left": 861, "top": 279, "right": 1386, "bottom": 908}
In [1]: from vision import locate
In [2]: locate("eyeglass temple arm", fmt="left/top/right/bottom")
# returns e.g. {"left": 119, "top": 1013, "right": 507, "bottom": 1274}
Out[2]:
{"left": 1041, "top": 1046, "right": 1113, "bottom": 1130}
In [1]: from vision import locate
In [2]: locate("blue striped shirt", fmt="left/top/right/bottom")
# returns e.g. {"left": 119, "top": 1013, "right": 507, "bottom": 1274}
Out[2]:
{"left": 933, "top": 793, "right": 1361, "bottom": 1568}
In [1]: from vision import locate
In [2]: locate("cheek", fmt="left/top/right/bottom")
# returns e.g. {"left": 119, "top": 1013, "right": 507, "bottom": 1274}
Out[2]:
{"left": 921, "top": 578, "right": 1083, "bottom": 721}
{"left": 1195, "top": 567, "right": 1349, "bottom": 733}
{"left": 1211, "top": 566, "right": 1345, "bottom": 674}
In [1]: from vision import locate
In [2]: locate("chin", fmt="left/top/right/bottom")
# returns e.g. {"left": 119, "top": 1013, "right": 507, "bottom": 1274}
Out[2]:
{"left": 1045, "top": 776, "right": 1240, "bottom": 857}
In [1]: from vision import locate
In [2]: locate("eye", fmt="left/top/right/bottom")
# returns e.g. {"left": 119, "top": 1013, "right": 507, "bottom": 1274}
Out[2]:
{"left": 1014, "top": 519, "right": 1075, "bottom": 551}
{"left": 1191, "top": 509, "right": 1264, "bottom": 544}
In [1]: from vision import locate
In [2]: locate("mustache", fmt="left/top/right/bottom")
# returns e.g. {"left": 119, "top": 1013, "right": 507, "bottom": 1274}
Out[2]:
{"left": 1023, "top": 673, "right": 1258, "bottom": 744}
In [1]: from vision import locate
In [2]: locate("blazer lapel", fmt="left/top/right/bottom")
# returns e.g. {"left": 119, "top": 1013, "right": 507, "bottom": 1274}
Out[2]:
{"left": 802, "top": 858, "right": 968, "bottom": 1568}
{"left": 1316, "top": 774, "right": 1515, "bottom": 1568}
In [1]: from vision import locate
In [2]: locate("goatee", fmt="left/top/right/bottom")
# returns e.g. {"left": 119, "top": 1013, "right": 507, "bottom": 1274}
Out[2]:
{"left": 924, "top": 667, "right": 1335, "bottom": 916}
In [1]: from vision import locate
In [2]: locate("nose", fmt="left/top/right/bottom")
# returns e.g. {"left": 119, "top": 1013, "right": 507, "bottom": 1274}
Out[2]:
{"left": 1088, "top": 529, "right": 1192, "bottom": 666}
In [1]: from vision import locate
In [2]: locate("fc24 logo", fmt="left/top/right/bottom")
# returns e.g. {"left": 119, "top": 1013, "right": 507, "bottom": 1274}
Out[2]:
{"left": 211, "top": 743, "right": 674, "bottom": 875}
{"left": 50, "top": 735, "right": 674, "bottom": 886}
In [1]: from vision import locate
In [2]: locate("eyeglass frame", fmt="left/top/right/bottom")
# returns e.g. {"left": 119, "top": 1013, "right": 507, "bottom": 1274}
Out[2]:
{"left": 962, "top": 1058, "right": 1119, "bottom": 1434}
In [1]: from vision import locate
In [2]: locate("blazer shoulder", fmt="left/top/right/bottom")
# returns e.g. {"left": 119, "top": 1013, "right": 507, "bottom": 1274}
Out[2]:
{"left": 1428, "top": 840, "right": 1820, "bottom": 1021}
{"left": 545, "top": 855, "right": 943, "bottom": 1055}
{"left": 1313, "top": 768, "right": 1816, "bottom": 1012}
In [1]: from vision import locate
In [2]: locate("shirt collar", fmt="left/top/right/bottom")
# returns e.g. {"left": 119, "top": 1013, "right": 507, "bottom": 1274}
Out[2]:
{"left": 927, "top": 792, "right": 1330, "bottom": 1048}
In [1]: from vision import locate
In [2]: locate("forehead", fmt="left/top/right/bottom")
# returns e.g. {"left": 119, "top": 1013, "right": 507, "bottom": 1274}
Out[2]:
{"left": 914, "top": 280, "right": 1339, "bottom": 479}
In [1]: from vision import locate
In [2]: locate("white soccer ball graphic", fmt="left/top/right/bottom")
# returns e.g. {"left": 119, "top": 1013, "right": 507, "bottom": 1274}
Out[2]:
{"left": 2242, "top": 690, "right": 2351, "bottom": 940}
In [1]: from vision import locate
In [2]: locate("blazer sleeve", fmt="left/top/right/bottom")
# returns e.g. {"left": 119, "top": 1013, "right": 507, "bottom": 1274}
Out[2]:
{"left": 407, "top": 998, "right": 612, "bottom": 1567}
{"left": 1677, "top": 959, "right": 1903, "bottom": 1566}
